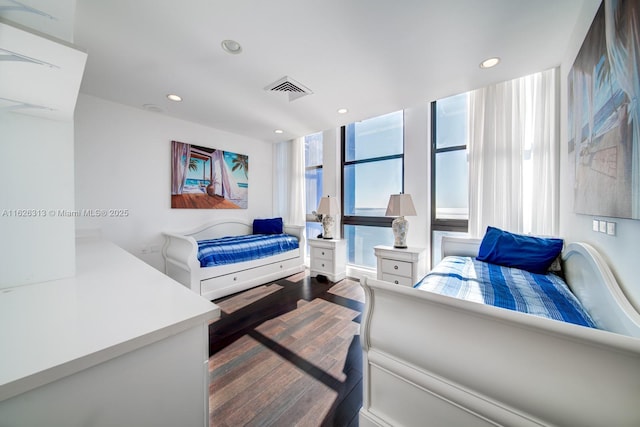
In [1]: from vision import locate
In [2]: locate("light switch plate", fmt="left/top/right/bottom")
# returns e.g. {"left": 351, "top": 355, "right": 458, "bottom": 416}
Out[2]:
{"left": 592, "top": 219, "right": 599, "bottom": 232}
{"left": 599, "top": 220, "right": 607, "bottom": 233}
{"left": 607, "top": 222, "right": 616, "bottom": 236}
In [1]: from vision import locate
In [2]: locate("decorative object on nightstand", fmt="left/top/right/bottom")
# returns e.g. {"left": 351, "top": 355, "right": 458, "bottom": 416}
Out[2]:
{"left": 316, "top": 195, "right": 339, "bottom": 239}
{"left": 374, "top": 245, "right": 426, "bottom": 287}
{"left": 385, "top": 193, "right": 417, "bottom": 248}
{"left": 309, "top": 238, "right": 346, "bottom": 282}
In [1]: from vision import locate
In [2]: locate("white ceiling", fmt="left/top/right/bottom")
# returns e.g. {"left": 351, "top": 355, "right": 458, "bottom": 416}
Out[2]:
{"left": 4, "top": 0, "right": 601, "bottom": 143}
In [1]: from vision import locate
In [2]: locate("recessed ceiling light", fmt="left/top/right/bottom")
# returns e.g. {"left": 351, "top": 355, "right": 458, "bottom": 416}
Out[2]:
{"left": 274, "top": 129, "right": 284, "bottom": 134}
{"left": 480, "top": 57, "right": 500, "bottom": 69}
{"left": 337, "top": 108, "right": 348, "bottom": 114}
{"left": 167, "top": 94, "right": 182, "bottom": 102}
{"left": 221, "top": 39, "right": 242, "bottom": 55}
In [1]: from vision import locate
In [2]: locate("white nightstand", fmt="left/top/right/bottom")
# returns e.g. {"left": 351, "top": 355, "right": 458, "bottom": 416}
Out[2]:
{"left": 374, "top": 245, "right": 427, "bottom": 287}
{"left": 309, "top": 238, "right": 346, "bottom": 282}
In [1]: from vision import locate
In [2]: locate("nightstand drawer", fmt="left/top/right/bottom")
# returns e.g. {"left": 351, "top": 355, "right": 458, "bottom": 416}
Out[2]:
{"left": 381, "top": 273, "right": 414, "bottom": 287}
{"left": 380, "top": 258, "right": 412, "bottom": 277}
{"left": 311, "top": 258, "right": 334, "bottom": 273}
{"left": 311, "top": 247, "right": 334, "bottom": 261}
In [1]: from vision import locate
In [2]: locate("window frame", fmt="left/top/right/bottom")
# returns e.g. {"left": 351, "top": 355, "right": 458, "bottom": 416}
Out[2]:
{"left": 304, "top": 132, "right": 324, "bottom": 224}
{"left": 430, "top": 100, "right": 468, "bottom": 233}
{"left": 305, "top": 162, "right": 323, "bottom": 223}
{"left": 340, "top": 115, "right": 404, "bottom": 232}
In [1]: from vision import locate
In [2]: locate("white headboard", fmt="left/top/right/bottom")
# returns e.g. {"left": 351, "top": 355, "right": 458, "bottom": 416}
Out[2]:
{"left": 182, "top": 219, "right": 253, "bottom": 241}
{"left": 441, "top": 236, "right": 481, "bottom": 258}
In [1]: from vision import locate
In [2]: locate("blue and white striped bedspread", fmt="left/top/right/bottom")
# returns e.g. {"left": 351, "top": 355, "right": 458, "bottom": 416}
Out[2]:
{"left": 414, "top": 256, "right": 596, "bottom": 328}
{"left": 197, "top": 234, "right": 299, "bottom": 268}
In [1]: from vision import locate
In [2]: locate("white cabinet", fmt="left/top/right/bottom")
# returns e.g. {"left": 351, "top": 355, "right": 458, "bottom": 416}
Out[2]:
{"left": 309, "top": 238, "right": 346, "bottom": 282}
{"left": 0, "top": 238, "right": 219, "bottom": 427}
{"left": 0, "top": 21, "right": 87, "bottom": 121}
{"left": 374, "top": 245, "right": 427, "bottom": 287}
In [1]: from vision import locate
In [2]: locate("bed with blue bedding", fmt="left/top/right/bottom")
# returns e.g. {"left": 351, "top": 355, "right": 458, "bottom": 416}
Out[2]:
{"left": 414, "top": 256, "right": 596, "bottom": 328}
{"left": 163, "top": 218, "right": 305, "bottom": 300}
{"left": 197, "top": 233, "right": 299, "bottom": 268}
{"left": 359, "top": 228, "right": 640, "bottom": 427}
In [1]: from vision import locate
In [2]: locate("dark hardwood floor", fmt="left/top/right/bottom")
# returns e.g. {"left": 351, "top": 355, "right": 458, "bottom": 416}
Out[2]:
{"left": 208, "top": 270, "right": 364, "bottom": 427}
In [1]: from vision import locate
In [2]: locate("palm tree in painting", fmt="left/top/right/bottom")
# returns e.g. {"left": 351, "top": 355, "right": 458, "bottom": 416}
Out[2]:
{"left": 231, "top": 154, "right": 249, "bottom": 178}
{"left": 188, "top": 158, "right": 199, "bottom": 172}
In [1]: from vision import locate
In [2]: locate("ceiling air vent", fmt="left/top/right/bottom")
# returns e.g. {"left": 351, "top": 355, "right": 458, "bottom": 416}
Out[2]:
{"left": 264, "top": 76, "right": 313, "bottom": 101}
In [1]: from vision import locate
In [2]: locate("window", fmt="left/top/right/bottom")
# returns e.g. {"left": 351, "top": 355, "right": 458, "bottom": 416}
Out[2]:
{"left": 342, "top": 111, "right": 404, "bottom": 268}
{"left": 431, "top": 70, "right": 556, "bottom": 265}
{"left": 431, "top": 93, "right": 469, "bottom": 264}
{"left": 304, "top": 132, "right": 323, "bottom": 242}
{"left": 432, "top": 93, "right": 469, "bottom": 225}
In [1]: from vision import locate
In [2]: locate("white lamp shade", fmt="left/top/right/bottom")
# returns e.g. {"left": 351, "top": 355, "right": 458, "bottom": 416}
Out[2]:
{"left": 385, "top": 193, "right": 417, "bottom": 217}
{"left": 317, "top": 196, "right": 340, "bottom": 215}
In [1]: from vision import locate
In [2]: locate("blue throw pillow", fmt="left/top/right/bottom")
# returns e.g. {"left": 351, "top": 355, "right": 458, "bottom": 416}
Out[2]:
{"left": 253, "top": 217, "right": 283, "bottom": 235}
{"left": 476, "top": 226, "right": 563, "bottom": 274}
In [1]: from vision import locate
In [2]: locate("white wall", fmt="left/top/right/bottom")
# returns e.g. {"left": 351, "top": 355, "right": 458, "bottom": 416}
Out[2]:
{"left": 74, "top": 94, "right": 274, "bottom": 271}
{"left": 0, "top": 112, "right": 76, "bottom": 287}
{"left": 321, "top": 127, "right": 342, "bottom": 239}
{"left": 403, "top": 104, "right": 431, "bottom": 258}
{"left": 559, "top": 1, "right": 640, "bottom": 309}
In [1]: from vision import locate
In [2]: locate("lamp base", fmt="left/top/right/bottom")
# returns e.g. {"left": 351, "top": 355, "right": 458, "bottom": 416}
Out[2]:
{"left": 392, "top": 216, "right": 409, "bottom": 248}
{"left": 321, "top": 215, "right": 335, "bottom": 239}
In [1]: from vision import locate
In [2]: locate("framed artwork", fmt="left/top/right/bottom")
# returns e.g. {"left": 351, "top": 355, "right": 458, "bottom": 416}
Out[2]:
{"left": 171, "top": 140, "right": 248, "bottom": 209}
{"left": 567, "top": 0, "right": 639, "bottom": 219}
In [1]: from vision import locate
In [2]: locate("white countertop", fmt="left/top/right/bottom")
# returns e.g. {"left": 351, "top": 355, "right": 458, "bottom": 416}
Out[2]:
{"left": 0, "top": 237, "right": 220, "bottom": 402}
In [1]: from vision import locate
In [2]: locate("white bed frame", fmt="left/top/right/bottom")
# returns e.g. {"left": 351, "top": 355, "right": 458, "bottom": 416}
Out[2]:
{"left": 162, "top": 219, "right": 305, "bottom": 300}
{"left": 359, "top": 237, "right": 640, "bottom": 427}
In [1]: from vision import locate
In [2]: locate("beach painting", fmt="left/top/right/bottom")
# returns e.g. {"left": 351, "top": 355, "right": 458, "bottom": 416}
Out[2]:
{"left": 171, "top": 140, "right": 248, "bottom": 209}
{"left": 567, "top": 0, "right": 640, "bottom": 219}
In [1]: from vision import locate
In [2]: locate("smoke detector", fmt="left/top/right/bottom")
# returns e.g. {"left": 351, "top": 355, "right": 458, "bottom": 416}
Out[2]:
{"left": 264, "top": 76, "right": 313, "bottom": 101}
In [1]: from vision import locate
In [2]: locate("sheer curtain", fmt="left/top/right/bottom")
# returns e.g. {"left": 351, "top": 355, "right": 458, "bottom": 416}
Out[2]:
{"left": 468, "top": 68, "right": 559, "bottom": 237}
{"left": 171, "top": 140, "right": 190, "bottom": 195}
{"left": 273, "top": 137, "right": 306, "bottom": 226}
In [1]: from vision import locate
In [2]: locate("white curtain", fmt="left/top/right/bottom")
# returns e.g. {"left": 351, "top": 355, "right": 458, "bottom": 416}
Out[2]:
{"left": 273, "top": 137, "right": 306, "bottom": 226}
{"left": 211, "top": 150, "right": 240, "bottom": 199}
{"left": 468, "top": 68, "right": 559, "bottom": 237}
{"left": 171, "top": 140, "right": 190, "bottom": 195}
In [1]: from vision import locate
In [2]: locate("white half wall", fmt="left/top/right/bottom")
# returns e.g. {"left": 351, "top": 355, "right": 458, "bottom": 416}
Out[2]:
{"left": 74, "top": 94, "right": 274, "bottom": 271}
{"left": 0, "top": 112, "right": 76, "bottom": 288}
{"left": 560, "top": 0, "right": 640, "bottom": 310}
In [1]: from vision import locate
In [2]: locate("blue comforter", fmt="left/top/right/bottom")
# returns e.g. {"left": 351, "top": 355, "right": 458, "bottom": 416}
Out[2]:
{"left": 415, "top": 256, "right": 596, "bottom": 328}
{"left": 197, "top": 234, "right": 299, "bottom": 268}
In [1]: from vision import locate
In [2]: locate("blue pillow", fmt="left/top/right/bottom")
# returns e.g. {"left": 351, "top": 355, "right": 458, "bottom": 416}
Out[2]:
{"left": 253, "top": 217, "right": 283, "bottom": 235}
{"left": 476, "top": 226, "right": 563, "bottom": 274}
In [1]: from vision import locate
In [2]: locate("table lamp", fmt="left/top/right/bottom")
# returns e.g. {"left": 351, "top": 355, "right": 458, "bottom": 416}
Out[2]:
{"left": 385, "top": 193, "right": 416, "bottom": 248}
{"left": 316, "top": 195, "right": 339, "bottom": 239}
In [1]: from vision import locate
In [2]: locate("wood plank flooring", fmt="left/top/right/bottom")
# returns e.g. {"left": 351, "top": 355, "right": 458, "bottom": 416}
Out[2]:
{"left": 208, "top": 271, "right": 364, "bottom": 427}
